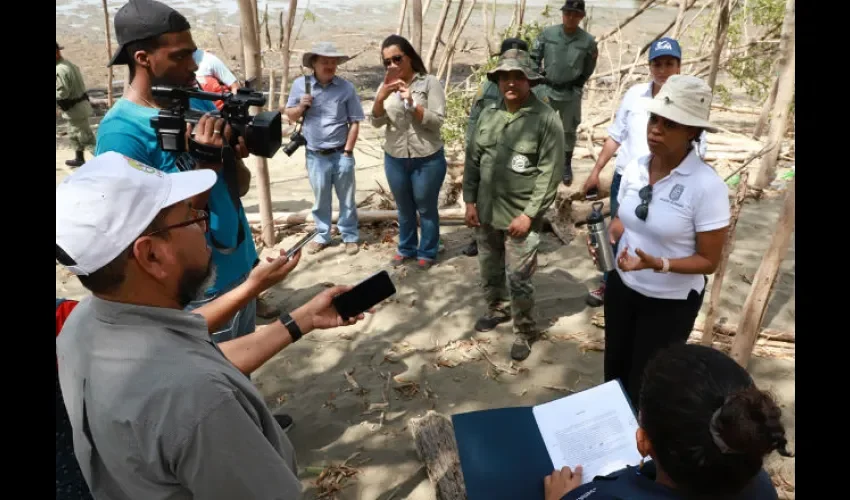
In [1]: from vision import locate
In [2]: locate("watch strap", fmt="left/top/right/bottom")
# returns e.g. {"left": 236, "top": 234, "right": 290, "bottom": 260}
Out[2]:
{"left": 280, "top": 312, "right": 304, "bottom": 342}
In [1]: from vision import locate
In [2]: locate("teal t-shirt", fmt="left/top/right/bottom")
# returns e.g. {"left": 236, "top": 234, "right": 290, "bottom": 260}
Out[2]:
{"left": 95, "top": 98, "right": 257, "bottom": 295}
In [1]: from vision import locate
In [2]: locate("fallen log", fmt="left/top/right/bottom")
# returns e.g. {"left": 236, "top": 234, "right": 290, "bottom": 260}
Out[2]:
{"left": 693, "top": 323, "right": 794, "bottom": 344}
{"left": 246, "top": 208, "right": 467, "bottom": 227}
{"left": 409, "top": 411, "right": 467, "bottom": 500}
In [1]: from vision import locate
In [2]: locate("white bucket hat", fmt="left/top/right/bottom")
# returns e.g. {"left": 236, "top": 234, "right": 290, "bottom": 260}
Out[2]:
{"left": 56, "top": 152, "right": 217, "bottom": 276}
{"left": 302, "top": 41, "right": 351, "bottom": 68}
{"left": 642, "top": 74, "right": 718, "bottom": 133}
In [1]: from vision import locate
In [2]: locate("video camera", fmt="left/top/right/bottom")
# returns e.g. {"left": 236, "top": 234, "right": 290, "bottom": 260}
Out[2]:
{"left": 282, "top": 77, "right": 312, "bottom": 157}
{"left": 150, "top": 83, "right": 282, "bottom": 158}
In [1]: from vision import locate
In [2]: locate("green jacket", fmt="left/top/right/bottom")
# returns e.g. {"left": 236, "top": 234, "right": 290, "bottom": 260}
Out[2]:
{"left": 530, "top": 25, "right": 598, "bottom": 101}
{"left": 463, "top": 93, "right": 565, "bottom": 230}
{"left": 466, "top": 80, "right": 502, "bottom": 144}
{"left": 56, "top": 58, "right": 93, "bottom": 122}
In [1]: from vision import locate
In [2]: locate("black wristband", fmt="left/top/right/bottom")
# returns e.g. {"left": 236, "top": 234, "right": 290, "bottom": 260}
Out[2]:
{"left": 344, "top": 150, "right": 353, "bottom": 156}
{"left": 188, "top": 137, "right": 224, "bottom": 163}
{"left": 280, "top": 312, "right": 304, "bottom": 342}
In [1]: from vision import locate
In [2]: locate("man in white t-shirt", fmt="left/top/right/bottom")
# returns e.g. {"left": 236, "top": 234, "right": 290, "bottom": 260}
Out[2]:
{"left": 194, "top": 49, "right": 241, "bottom": 109}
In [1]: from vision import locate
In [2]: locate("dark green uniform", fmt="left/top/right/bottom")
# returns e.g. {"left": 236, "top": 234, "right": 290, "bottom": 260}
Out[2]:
{"left": 56, "top": 57, "right": 95, "bottom": 164}
{"left": 530, "top": 24, "right": 597, "bottom": 159}
{"left": 464, "top": 92, "right": 565, "bottom": 337}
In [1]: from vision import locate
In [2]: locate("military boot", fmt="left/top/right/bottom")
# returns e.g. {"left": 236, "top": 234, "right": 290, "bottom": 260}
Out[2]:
{"left": 562, "top": 154, "right": 573, "bottom": 186}
{"left": 66, "top": 150, "right": 85, "bottom": 168}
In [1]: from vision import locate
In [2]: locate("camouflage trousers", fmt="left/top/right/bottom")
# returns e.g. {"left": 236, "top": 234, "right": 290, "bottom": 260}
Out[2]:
{"left": 476, "top": 224, "right": 540, "bottom": 337}
{"left": 538, "top": 93, "right": 581, "bottom": 154}
{"left": 67, "top": 117, "right": 96, "bottom": 153}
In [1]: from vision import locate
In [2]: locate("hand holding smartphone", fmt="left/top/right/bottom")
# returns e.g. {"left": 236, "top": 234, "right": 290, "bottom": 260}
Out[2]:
{"left": 286, "top": 230, "right": 319, "bottom": 259}
{"left": 332, "top": 270, "right": 397, "bottom": 320}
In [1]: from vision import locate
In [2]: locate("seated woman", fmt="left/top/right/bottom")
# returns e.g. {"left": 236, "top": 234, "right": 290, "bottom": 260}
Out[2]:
{"left": 544, "top": 343, "right": 793, "bottom": 500}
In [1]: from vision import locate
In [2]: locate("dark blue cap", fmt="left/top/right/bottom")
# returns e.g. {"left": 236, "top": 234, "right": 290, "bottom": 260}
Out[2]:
{"left": 649, "top": 37, "right": 682, "bottom": 61}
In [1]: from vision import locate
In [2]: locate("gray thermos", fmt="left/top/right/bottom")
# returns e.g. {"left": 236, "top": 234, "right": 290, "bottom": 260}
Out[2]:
{"left": 587, "top": 201, "right": 616, "bottom": 273}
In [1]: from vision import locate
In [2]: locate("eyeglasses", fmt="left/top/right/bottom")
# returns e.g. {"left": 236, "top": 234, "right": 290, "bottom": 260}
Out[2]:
{"left": 382, "top": 54, "right": 404, "bottom": 67}
{"left": 635, "top": 185, "right": 653, "bottom": 221}
{"left": 145, "top": 208, "right": 210, "bottom": 237}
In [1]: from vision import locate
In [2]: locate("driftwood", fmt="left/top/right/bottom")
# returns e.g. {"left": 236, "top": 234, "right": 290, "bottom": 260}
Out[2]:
{"left": 730, "top": 177, "right": 795, "bottom": 367}
{"left": 701, "top": 170, "right": 749, "bottom": 346}
{"left": 693, "top": 323, "right": 794, "bottom": 344}
{"left": 246, "top": 208, "right": 467, "bottom": 227}
{"left": 409, "top": 411, "right": 467, "bottom": 500}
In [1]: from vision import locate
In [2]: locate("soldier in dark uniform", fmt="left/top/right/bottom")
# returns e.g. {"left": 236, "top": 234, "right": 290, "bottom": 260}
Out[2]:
{"left": 530, "top": 0, "right": 598, "bottom": 186}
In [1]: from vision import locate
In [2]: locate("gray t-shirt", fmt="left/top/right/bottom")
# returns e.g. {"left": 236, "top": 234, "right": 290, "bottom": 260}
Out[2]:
{"left": 56, "top": 296, "right": 302, "bottom": 499}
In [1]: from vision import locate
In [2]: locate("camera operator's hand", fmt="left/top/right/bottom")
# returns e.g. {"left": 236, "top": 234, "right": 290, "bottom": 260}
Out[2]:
{"left": 299, "top": 94, "right": 313, "bottom": 110}
{"left": 186, "top": 114, "right": 249, "bottom": 166}
{"left": 289, "top": 285, "right": 370, "bottom": 335}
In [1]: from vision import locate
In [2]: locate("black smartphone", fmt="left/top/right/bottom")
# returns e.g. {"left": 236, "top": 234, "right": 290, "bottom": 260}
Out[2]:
{"left": 286, "top": 230, "right": 319, "bottom": 259}
{"left": 332, "top": 270, "right": 397, "bottom": 320}
{"left": 585, "top": 187, "right": 599, "bottom": 200}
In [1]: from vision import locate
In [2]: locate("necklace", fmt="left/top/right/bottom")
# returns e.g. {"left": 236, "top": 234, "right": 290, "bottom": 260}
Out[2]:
{"left": 129, "top": 83, "right": 159, "bottom": 109}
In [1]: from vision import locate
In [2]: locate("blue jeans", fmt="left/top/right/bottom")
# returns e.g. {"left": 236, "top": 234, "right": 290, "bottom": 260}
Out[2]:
{"left": 186, "top": 272, "right": 257, "bottom": 344}
{"left": 306, "top": 150, "right": 359, "bottom": 244}
{"left": 602, "top": 172, "right": 623, "bottom": 284}
{"left": 384, "top": 148, "right": 447, "bottom": 261}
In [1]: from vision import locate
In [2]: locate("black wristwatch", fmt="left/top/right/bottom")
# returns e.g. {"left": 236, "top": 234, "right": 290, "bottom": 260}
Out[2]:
{"left": 280, "top": 312, "right": 304, "bottom": 342}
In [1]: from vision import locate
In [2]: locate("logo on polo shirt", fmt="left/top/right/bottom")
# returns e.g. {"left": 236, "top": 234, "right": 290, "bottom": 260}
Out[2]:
{"left": 669, "top": 184, "right": 685, "bottom": 201}
{"left": 510, "top": 154, "right": 532, "bottom": 173}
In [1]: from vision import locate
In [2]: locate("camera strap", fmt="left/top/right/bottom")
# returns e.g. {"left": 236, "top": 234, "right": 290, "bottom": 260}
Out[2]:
{"left": 192, "top": 141, "right": 246, "bottom": 256}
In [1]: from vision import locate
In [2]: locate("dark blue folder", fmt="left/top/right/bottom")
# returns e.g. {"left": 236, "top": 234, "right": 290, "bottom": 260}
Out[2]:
{"left": 452, "top": 380, "right": 637, "bottom": 500}
{"left": 452, "top": 406, "right": 552, "bottom": 500}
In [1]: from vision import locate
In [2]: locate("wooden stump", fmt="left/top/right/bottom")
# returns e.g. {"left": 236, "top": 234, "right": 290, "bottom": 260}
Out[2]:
{"left": 409, "top": 411, "right": 467, "bottom": 500}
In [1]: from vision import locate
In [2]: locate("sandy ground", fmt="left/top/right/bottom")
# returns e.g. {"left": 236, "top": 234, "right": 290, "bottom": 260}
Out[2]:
{"left": 57, "top": 1, "right": 795, "bottom": 498}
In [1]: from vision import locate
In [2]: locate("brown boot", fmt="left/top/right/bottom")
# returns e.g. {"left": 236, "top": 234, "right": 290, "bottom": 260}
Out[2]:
{"left": 65, "top": 150, "right": 85, "bottom": 168}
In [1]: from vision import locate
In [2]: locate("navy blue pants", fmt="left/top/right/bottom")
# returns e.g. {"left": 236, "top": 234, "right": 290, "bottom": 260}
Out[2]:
{"left": 56, "top": 372, "right": 93, "bottom": 499}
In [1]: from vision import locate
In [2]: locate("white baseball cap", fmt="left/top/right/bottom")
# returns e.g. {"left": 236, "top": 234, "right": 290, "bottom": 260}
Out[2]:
{"left": 56, "top": 152, "right": 217, "bottom": 276}
{"left": 642, "top": 74, "right": 718, "bottom": 133}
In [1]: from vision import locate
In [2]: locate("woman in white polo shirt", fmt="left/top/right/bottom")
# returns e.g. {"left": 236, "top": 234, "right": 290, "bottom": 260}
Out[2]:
{"left": 583, "top": 38, "right": 707, "bottom": 308}
{"left": 592, "top": 74, "right": 730, "bottom": 405}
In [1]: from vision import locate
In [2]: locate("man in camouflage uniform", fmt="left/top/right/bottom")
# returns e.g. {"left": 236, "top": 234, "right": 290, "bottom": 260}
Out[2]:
{"left": 463, "top": 49, "right": 565, "bottom": 361}
{"left": 56, "top": 43, "right": 95, "bottom": 167}
{"left": 530, "top": 0, "right": 598, "bottom": 186}
{"left": 461, "top": 37, "right": 530, "bottom": 258}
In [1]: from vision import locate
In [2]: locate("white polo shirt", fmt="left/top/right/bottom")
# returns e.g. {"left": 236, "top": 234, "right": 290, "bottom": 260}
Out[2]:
{"left": 615, "top": 149, "right": 730, "bottom": 300}
{"left": 608, "top": 82, "right": 707, "bottom": 175}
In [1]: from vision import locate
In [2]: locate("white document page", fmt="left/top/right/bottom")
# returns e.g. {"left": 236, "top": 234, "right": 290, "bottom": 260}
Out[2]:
{"left": 531, "top": 380, "right": 644, "bottom": 484}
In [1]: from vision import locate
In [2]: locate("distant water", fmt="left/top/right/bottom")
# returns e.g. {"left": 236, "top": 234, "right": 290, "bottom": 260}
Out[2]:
{"left": 57, "top": 0, "right": 645, "bottom": 19}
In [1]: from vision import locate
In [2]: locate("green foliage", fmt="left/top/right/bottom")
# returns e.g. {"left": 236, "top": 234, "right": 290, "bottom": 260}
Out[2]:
{"left": 724, "top": 0, "right": 787, "bottom": 102}
{"left": 440, "top": 7, "right": 557, "bottom": 147}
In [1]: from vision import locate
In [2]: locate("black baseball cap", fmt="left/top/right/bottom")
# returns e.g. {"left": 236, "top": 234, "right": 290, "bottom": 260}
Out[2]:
{"left": 108, "top": 0, "right": 191, "bottom": 67}
{"left": 499, "top": 38, "right": 528, "bottom": 55}
{"left": 561, "top": 0, "right": 586, "bottom": 13}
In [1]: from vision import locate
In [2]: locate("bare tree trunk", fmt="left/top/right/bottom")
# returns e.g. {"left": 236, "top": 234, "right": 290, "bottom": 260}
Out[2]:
{"left": 102, "top": 0, "right": 114, "bottom": 107}
{"left": 425, "top": 0, "right": 453, "bottom": 73}
{"left": 706, "top": 0, "right": 730, "bottom": 90}
{"left": 263, "top": 3, "right": 272, "bottom": 50}
{"left": 268, "top": 68, "right": 276, "bottom": 111}
{"left": 438, "top": 0, "right": 474, "bottom": 81}
{"left": 423, "top": 0, "right": 433, "bottom": 16}
{"left": 671, "top": 0, "right": 689, "bottom": 39}
{"left": 278, "top": 0, "right": 298, "bottom": 109}
{"left": 517, "top": 0, "right": 527, "bottom": 28}
{"left": 397, "top": 0, "right": 408, "bottom": 36}
{"left": 753, "top": 74, "right": 778, "bottom": 138}
{"left": 754, "top": 0, "right": 795, "bottom": 188}
{"left": 702, "top": 171, "right": 749, "bottom": 346}
{"left": 238, "top": 0, "right": 275, "bottom": 248}
{"left": 411, "top": 0, "right": 424, "bottom": 54}
{"left": 238, "top": 27, "right": 247, "bottom": 78}
{"left": 730, "top": 177, "right": 795, "bottom": 367}
{"left": 483, "top": 0, "right": 499, "bottom": 56}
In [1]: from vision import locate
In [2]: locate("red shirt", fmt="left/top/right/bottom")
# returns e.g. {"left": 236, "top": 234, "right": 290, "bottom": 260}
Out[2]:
{"left": 198, "top": 76, "right": 228, "bottom": 110}
{"left": 56, "top": 300, "right": 79, "bottom": 368}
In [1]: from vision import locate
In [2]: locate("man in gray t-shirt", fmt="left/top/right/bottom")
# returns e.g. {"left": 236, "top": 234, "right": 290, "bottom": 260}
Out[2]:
{"left": 55, "top": 150, "right": 368, "bottom": 499}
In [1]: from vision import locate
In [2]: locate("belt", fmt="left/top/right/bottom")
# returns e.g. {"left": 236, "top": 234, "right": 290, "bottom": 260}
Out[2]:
{"left": 312, "top": 146, "right": 345, "bottom": 155}
{"left": 57, "top": 92, "right": 90, "bottom": 112}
